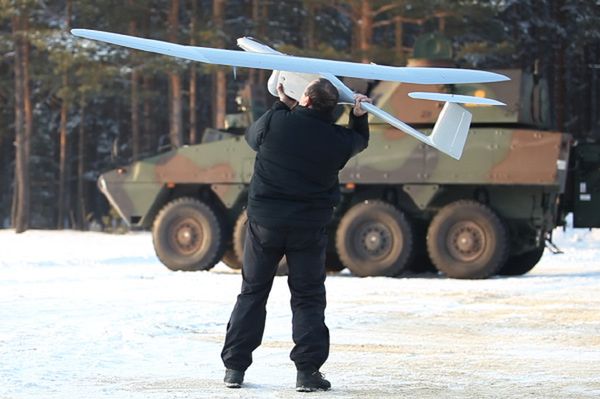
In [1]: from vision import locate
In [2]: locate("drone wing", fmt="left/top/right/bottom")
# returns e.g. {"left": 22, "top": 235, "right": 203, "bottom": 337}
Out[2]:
{"left": 71, "top": 29, "right": 508, "bottom": 84}
{"left": 235, "top": 38, "right": 481, "bottom": 160}
{"left": 71, "top": 30, "right": 509, "bottom": 160}
{"left": 408, "top": 92, "right": 506, "bottom": 106}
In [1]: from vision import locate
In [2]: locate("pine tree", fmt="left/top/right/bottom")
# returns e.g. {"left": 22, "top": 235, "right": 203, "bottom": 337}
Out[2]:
{"left": 168, "top": 0, "right": 184, "bottom": 147}
{"left": 11, "top": 4, "right": 31, "bottom": 233}
{"left": 213, "top": 0, "right": 227, "bottom": 129}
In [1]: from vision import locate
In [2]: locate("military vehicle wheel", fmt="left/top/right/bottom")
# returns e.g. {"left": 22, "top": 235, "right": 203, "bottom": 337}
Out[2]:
{"left": 325, "top": 251, "right": 345, "bottom": 272}
{"left": 152, "top": 197, "right": 226, "bottom": 271}
{"left": 232, "top": 210, "right": 288, "bottom": 275}
{"left": 222, "top": 248, "right": 242, "bottom": 270}
{"left": 232, "top": 210, "right": 249, "bottom": 265}
{"left": 336, "top": 200, "right": 415, "bottom": 277}
{"left": 498, "top": 246, "right": 545, "bottom": 276}
{"left": 427, "top": 200, "right": 508, "bottom": 279}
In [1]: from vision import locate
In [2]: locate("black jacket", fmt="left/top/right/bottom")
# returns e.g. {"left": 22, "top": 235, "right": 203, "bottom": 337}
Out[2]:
{"left": 245, "top": 101, "right": 369, "bottom": 227}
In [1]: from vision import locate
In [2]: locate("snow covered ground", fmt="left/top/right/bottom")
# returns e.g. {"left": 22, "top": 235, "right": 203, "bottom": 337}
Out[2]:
{"left": 1, "top": 227, "right": 599, "bottom": 398}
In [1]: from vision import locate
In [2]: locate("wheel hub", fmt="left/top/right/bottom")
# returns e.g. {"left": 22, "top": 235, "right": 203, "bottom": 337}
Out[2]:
{"left": 171, "top": 218, "right": 204, "bottom": 255}
{"left": 356, "top": 222, "right": 393, "bottom": 259}
{"left": 447, "top": 221, "right": 485, "bottom": 262}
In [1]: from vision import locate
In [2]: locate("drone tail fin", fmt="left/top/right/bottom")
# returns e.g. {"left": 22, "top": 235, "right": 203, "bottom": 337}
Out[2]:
{"left": 361, "top": 101, "right": 471, "bottom": 160}
{"left": 429, "top": 102, "right": 472, "bottom": 160}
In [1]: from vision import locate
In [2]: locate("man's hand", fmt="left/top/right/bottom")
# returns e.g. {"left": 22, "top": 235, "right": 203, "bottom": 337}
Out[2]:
{"left": 277, "top": 83, "right": 298, "bottom": 109}
{"left": 353, "top": 94, "right": 372, "bottom": 117}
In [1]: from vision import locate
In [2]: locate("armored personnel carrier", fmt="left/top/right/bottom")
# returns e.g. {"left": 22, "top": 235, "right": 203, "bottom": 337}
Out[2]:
{"left": 98, "top": 70, "right": 599, "bottom": 279}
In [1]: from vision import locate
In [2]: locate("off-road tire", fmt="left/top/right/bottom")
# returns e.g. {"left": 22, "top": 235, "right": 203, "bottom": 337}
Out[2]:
{"left": 222, "top": 248, "right": 242, "bottom": 270}
{"left": 152, "top": 197, "right": 226, "bottom": 271}
{"left": 232, "top": 209, "right": 288, "bottom": 275}
{"left": 336, "top": 200, "right": 415, "bottom": 277}
{"left": 498, "top": 246, "right": 545, "bottom": 276}
{"left": 427, "top": 200, "right": 508, "bottom": 279}
{"left": 325, "top": 251, "right": 346, "bottom": 272}
{"left": 232, "top": 210, "right": 249, "bottom": 264}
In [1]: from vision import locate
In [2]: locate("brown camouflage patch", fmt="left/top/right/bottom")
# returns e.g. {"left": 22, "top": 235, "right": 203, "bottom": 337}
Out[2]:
{"left": 489, "top": 131, "right": 561, "bottom": 184}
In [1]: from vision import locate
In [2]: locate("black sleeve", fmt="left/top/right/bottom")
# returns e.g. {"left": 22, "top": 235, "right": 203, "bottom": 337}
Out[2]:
{"left": 347, "top": 111, "right": 370, "bottom": 157}
{"left": 245, "top": 100, "right": 291, "bottom": 151}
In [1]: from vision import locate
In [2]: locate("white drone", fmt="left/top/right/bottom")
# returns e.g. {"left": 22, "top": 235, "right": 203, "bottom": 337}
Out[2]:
{"left": 71, "top": 29, "right": 508, "bottom": 160}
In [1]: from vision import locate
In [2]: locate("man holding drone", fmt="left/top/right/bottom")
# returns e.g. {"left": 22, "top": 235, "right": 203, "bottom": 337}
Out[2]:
{"left": 221, "top": 79, "right": 372, "bottom": 392}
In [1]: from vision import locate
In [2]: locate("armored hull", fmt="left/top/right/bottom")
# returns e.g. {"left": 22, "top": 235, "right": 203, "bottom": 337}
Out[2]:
{"left": 98, "top": 70, "right": 598, "bottom": 278}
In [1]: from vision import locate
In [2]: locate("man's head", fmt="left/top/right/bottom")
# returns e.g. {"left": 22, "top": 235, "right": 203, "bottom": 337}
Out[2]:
{"left": 299, "top": 78, "right": 339, "bottom": 114}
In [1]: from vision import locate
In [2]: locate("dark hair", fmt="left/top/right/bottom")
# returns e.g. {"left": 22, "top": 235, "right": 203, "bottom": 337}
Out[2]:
{"left": 304, "top": 78, "right": 339, "bottom": 114}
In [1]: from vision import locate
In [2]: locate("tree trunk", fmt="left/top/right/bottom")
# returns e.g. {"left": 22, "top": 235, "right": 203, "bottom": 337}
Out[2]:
{"left": 131, "top": 70, "right": 140, "bottom": 159}
{"left": 57, "top": 76, "right": 68, "bottom": 229}
{"left": 143, "top": 74, "right": 153, "bottom": 152}
{"left": 438, "top": 15, "right": 446, "bottom": 33}
{"left": 591, "top": 45, "right": 600, "bottom": 135}
{"left": 213, "top": 0, "right": 227, "bottom": 129}
{"left": 305, "top": 2, "right": 316, "bottom": 50}
{"left": 66, "top": 0, "right": 72, "bottom": 34}
{"left": 11, "top": 12, "right": 28, "bottom": 233}
{"left": 129, "top": 0, "right": 141, "bottom": 160}
{"left": 169, "top": 74, "right": 183, "bottom": 145}
{"left": 249, "top": 0, "right": 268, "bottom": 84}
{"left": 189, "top": 0, "right": 198, "bottom": 144}
{"left": 57, "top": 0, "right": 72, "bottom": 229}
{"left": 358, "top": 0, "right": 373, "bottom": 63}
{"left": 189, "top": 67, "right": 197, "bottom": 144}
{"left": 22, "top": 16, "right": 32, "bottom": 230}
{"left": 258, "top": 2, "right": 268, "bottom": 84}
{"left": 214, "top": 71, "right": 226, "bottom": 129}
{"left": 141, "top": 6, "right": 153, "bottom": 153}
{"left": 77, "top": 95, "right": 86, "bottom": 230}
{"left": 168, "top": 0, "right": 183, "bottom": 147}
{"left": 249, "top": 0, "right": 261, "bottom": 84}
{"left": 394, "top": 16, "right": 404, "bottom": 64}
{"left": 553, "top": 0, "right": 565, "bottom": 131}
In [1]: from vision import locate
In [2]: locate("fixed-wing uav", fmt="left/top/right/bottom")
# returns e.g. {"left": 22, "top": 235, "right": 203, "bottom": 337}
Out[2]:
{"left": 71, "top": 29, "right": 508, "bottom": 160}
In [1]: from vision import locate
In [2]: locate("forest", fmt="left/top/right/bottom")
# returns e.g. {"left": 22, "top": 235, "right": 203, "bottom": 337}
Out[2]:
{"left": 1, "top": 0, "right": 599, "bottom": 232}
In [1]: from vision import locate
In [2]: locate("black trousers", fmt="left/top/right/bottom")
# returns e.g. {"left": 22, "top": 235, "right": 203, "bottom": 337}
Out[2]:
{"left": 221, "top": 220, "right": 330, "bottom": 372}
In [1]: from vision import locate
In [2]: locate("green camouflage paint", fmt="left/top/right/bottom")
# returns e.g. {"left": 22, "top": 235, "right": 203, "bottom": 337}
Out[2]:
{"left": 98, "top": 69, "right": 577, "bottom": 257}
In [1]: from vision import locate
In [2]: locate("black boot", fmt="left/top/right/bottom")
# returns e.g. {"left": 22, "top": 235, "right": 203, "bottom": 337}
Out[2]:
{"left": 224, "top": 369, "right": 244, "bottom": 388}
{"left": 296, "top": 370, "right": 331, "bottom": 392}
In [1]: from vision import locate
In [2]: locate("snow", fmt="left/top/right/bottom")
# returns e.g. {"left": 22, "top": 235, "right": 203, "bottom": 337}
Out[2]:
{"left": 1, "top": 227, "right": 600, "bottom": 398}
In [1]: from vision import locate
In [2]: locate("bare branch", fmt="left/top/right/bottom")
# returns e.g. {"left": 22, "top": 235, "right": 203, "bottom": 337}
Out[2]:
{"left": 373, "top": 16, "right": 425, "bottom": 29}
{"left": 372, "top": 3, "right": 402, "bottom": 17}
{"left": 326, "top": 3, "right": 352, "bottom": 20}
{"left": 372, "top": 19, "right": 394, "bottom": 29}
